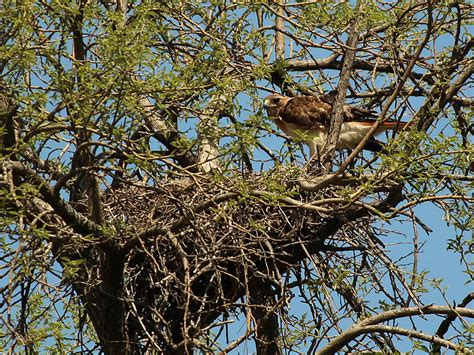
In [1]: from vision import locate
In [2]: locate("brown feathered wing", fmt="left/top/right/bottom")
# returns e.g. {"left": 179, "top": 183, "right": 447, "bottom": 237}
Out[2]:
{"left": 277, "top": 96, "right": 332, "bottom": 128}
{"left": 278, "top": 96, "right": 379, "bottom": 128}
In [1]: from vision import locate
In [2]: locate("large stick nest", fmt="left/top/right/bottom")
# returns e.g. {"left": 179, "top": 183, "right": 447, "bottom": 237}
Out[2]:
{"left": 97, "top": 170, "right": 378, "bottom": 348}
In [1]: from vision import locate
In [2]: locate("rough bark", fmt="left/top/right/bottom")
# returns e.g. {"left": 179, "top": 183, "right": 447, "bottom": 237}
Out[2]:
{"left": 250, "top": 278, "right": 282, "bottom": 355}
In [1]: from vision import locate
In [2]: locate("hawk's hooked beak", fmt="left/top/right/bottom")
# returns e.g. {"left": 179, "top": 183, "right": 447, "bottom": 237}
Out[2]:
{"left": 263, "top": 99, "right": 270, "bottom": 108}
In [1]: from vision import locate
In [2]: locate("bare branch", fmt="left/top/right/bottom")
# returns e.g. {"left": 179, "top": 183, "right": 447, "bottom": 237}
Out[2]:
{"left": 433, "top": 292, "right": 474, "bottom": 353}
{"left": 275, "top": 0, "right": 285, "bottom": 60}
{"left": 320, "top": 5, "right": 361, "bottom": 169}
{"left": 318, "top": 306, "right": 474, "bottom": 354}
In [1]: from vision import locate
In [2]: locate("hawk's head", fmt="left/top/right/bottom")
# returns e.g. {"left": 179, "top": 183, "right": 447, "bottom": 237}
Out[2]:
{"left": 263, "top": 93, "right": 290, "bottom": 118}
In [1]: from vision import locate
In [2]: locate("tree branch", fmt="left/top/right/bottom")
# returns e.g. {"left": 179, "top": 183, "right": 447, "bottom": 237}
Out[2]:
{"left": 318, "top": 306, "right": 474, "bottom": 354}
{"left": 433, "top": 292, "right": 474, "bottom": 353}
{"left": 274, "top": 0, "right": 285, "bottom": 60}
{"left": 2, "top": 160, "right": 103, "bottom": 238}
{"left": 320, "top": 6, "right": 361, "bottom": 169}
{"left": 138, "top": 97, "right": 198, "bottom": 170}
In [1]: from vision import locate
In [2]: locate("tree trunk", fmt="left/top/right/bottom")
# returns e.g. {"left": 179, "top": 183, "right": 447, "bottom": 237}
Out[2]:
{"left": 250, "top": 279, "right": 282, "bottom": 355}
{"left": 83, "top": 248, "right": 139, "bottom": 354}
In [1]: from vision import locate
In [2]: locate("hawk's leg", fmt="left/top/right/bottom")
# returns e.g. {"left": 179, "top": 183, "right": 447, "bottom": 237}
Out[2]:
{"left": 307, "top": 143, "right": 324, "bottom": 174}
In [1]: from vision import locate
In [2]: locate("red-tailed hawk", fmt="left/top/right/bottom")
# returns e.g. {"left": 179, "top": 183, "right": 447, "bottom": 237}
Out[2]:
{"left": 264, "top": 93, "right": 412, "bottom": 157}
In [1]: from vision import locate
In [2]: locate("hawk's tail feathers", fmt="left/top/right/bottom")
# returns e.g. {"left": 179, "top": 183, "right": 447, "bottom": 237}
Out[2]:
{"left": 358, "top": 120, "right": 415, "bottom": 132}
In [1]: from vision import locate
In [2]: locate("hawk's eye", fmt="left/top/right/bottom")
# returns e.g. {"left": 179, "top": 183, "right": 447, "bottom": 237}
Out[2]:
{"left": 273, "top": 98, "right": 280, "bottom": 103}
